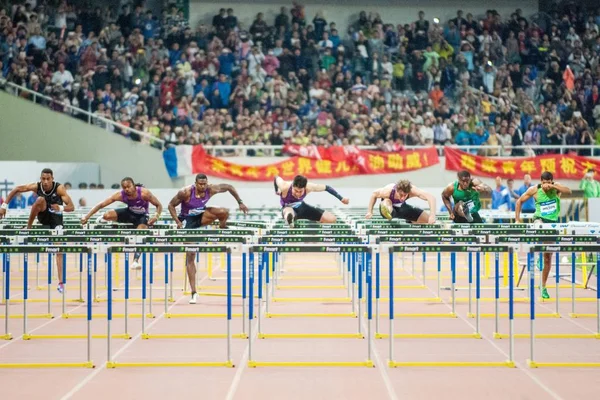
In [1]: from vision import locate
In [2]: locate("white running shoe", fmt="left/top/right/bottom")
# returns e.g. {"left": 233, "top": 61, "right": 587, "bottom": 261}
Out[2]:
{"left": 189, "top": 293, "right": 198, "bottom": 304}
{"left": 286, "top": 213, "right": 295, "bottom": 228}
{"left": 131, "top": 260, "right": 142, "bottom": 270}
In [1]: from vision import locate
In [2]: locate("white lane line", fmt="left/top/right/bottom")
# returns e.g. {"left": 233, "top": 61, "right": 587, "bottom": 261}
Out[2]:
{"left": 224, "top": 299, "right": 263, "bottom": 400}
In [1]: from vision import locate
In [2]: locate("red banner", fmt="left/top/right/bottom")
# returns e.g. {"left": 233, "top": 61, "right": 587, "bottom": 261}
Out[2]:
{"left": 445, "top": 147, "right": 600, "bottom": 180}
{"left": 201, "top": 147, "right": 439, "bottom": 181}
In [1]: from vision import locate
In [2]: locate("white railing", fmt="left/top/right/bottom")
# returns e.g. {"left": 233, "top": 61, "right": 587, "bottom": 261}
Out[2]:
{"left": 0, "top": 79, "right": 165, "bottom": 149}
{"left": 203, "top": 144, "right": 600, "bottom": 157}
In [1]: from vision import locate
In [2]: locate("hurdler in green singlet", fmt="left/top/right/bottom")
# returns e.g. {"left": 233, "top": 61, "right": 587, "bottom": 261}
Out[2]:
{"left": 533, "top": 185, "right": 560, "bottom": 222}
{"left": 515, "top": 171, "right": 572, "bottom": 300}
{"left": 451, "top": 181, "right": 481, "bottom": 214}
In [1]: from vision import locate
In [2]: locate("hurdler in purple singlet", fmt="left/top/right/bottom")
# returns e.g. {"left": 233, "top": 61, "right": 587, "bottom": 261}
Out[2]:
{"left": 388, "top": 186, "right": 406, "bottom": 209}
{"left": 280, "top": 188, "right": 306, "bottom": 208}
{"left": 121, "top": 186, "right": 149, "bottom": 214}
{"left": 180, "top": 186, "right": 211, "bottom": 217}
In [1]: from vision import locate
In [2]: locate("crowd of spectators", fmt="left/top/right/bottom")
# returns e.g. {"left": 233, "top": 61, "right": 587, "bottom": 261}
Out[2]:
{"left": 1, "top": 1, "right": 600, "bottom": 156}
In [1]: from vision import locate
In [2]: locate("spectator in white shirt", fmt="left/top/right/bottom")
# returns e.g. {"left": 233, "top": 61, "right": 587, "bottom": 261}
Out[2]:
{"left": 51, "top": 62, "right": 74, "bottom": 91}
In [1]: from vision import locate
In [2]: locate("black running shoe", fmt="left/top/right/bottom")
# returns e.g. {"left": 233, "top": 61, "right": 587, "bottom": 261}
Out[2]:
{"left": 286, "top": 213, "right": 295, "bottom": 228}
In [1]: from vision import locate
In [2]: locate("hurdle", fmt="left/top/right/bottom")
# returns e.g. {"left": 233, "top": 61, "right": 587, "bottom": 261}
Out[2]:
{"left": 494, "top": 234, "right": 599, "bottom": 320}
{"left": 247, "top": 244, "right": 374, "bottom": 367}
{"left": 163, "top": 228, "right": 257, "bottom": 281}
{"left": 0, "top": 244, "right": 95, "bottom": 368}
{"left": 383, "top": 243, "right": 516, "bottom": 367}
{"left": 372, "top": 234, "right": 483, "bottom": 327}
{"left": 527, "top": 244, "right": 600, "bottom": 368}
{"left": 106, "top": 244, "right": 236, "bottom": 368}
{"left": 145, "top": 235, "right": 250, "bottom": 334}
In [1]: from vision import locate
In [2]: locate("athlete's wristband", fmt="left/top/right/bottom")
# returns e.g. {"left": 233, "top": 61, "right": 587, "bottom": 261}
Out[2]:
{"left": 0, "top": 203, "right": 7, "bottom": 210}
{"left": 325, "top": 185, "right": 343, "bottom": 201}
{"left": 58, "top": 205, "right": 64, "bottom": 212}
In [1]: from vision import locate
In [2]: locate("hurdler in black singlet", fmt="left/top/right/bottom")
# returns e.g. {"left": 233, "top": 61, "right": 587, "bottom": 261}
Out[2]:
{"left": 36, "top": 181, "right": 64, "bottom": 228}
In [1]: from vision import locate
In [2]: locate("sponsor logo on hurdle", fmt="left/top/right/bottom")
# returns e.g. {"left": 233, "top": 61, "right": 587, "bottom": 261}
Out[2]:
{"left": 404, "top": 246, "right": 419, "bottom": 252}
{"left": 123, "top": 247, "right": 137, "bottom": 253}
{"left": 466, "top": 246, "right": 482, "bottom": 252}
{"left": 153, "top": 237, "right": 168, "bottom": 242}
{"left": 544, "top": 246, "right": 560, "bottom": 251}
{"left": 325, "top": 247, "right": 341, "bottom": 252}
{"left": 261, "top": 246, "right": 278, "bottom": 252}
{"left": 45, "top": 247, "right": 60, "bottom": 253}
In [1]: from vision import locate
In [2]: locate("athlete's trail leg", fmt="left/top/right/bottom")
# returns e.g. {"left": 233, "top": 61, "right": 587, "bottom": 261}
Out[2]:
{"left": 203, "top": 207, "right": 230, "bottom": 229}
{"left": 320, "top": 211, "right": 337, "bottom": 224}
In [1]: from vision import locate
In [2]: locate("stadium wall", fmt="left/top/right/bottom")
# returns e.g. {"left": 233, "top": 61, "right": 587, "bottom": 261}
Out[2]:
{"left": 0, "top": 91, "right": 178, "bottom": 188}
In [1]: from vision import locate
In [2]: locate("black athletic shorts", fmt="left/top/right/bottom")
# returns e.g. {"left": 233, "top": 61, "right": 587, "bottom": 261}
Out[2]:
{"left": 282, "top": 202, "right": 324, "bottom": 222}
{"left": 180, "top": 213, "right": 204, "bottom": 229}
{"left": 37, "top": 210, "right": 63, "bottom": 229}
{"left": 379, "top": 201, "right": 424, "bottom": 222}
{"left": 453, "top": 212, "right": 484, "bottom": 224}
{"left": 116, "top": 208, "right": 149, "bottom": 227}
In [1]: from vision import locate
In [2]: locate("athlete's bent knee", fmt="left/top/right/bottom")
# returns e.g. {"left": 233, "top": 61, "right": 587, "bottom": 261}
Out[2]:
{"left": 33, "top": 197, "right": 46, "bottom": 209}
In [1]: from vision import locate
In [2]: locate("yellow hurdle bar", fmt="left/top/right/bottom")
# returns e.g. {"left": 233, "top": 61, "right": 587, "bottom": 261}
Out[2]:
{"left": 0, "top": 314, "right": 54, "bottom": 319}
{"left": 248, "top": 360, "right": 374, "bottom": 368}
{"left": 0, "top": 362, "right": 95, "bottom": 369}
{"left": 266, "top": 313, "right": 356, "bottom": 318}
{"left": 23, "top": 334, "right": 131, "bottom": 340}
{"left": 258, "top": 333, "right": 364, "bottom": 339}
{"left": 377, "top": 333, "right": 482, "bottom": 339}
{"left": 527, "top": 360, "right": 600, "bottom": 368}
{"left": 372, "top": 313, "right": 456, "bottom": 318}
{"left": 165, "top": 313, "right": 244, "bottom": 318}
{"left": 389, "top": 361, "right": 515, "bottom": 368}
{"left": 141, "top": 333, "right": 248, "bottom": 339}
{"left": 62, "top": 313, "right": 153, "bottom": 319}
{"left": 107, "top": 361, "right": 235, "bottom": 368}
{"left": 469, "top": 313, "right": 560, "bottom": 318}
{"left": 494, "top": 333, "right": 600, "bottom": 339}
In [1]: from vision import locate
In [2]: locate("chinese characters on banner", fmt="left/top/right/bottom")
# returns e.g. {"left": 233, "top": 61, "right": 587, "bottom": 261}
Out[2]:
{"left": 445, "top": 147, "right": 600, "bottom": 180}
{"left": 198, "top": 147, "right": 439, "bottom": 181}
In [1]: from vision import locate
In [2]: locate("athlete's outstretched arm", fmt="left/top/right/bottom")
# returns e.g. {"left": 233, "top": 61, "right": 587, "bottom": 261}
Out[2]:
{"left": 471, "top": 178, "right": 492, "bottom": 193}
{"left": 143, "top": 189, "right": 163, "bottom": 225}
{"left": 56, "top": 184, "right": 75, "bottom": 212}
{"left": 411, "top": 186, "right": 437, "bottom": 220}
{"left": 441, "top": 184, "right": 455, "bottom": 219}
{"left": 0, "top": 182, "right": 38, "bottom": 218}
{"left": 306, "top": 183, "right": 350, "bottom": 204}
{"left": 515, "top": 186, "right": 537, "bottom": 223}
{"left": 549, "top": 182, "right": 572, "bottom": 195}
{"left": 81, "top": 192, "right": 121, "bottom": 224}
{"left": 211, "top": 184, "right": 249, "bottom": 213}
{"left": 168, "top": 189, "right": 187, "bottom": 228}
{"left": 274, "top": 176, "right": 290, "bottom": 195}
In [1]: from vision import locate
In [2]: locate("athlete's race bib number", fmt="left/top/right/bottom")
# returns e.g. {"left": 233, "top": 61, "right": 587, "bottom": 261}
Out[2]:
{"left": 539, "top": 200, "right": 557, "bottom": 217}
{"left": 464, "top": 200, "right": 476, "bottom": 212}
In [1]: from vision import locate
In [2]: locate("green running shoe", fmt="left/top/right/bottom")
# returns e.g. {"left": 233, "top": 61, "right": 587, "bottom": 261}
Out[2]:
{"left": 380, "top": 203, "right": 393, "bottom": 220}
{"left": 540, "top": 287, "right": 550, "bottom": 299}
